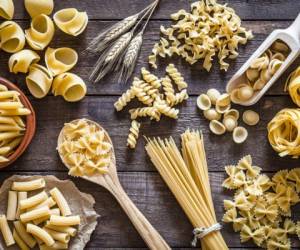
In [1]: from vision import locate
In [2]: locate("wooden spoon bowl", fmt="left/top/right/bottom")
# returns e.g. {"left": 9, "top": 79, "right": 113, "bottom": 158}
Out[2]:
{"left": 0, "top": 77, "right": 36, "bottom": 169}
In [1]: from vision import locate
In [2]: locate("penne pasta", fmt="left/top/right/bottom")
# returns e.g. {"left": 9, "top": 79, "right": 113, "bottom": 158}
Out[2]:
{"left": 13, "top": 116, "right": 25, "bottom": 127}
{"left": 0, "top": 214, "right": 15, "bottom": 246}
{"left": 50, "top": 187, "right": 71, "bottom": 216}
{"left": 6, "top": 190, "right": 17, "bottom": 220}
{"left": 16, "top": 191, "right": 27, "bottom": 219}
{"left": 0, "top": 116, "right": 17, "bottom": 124}
{"left": 0, "top": 91, "right": 19, "bottom": 100}
{"left": 43, "top": 227, "right": 70, "bottom": 244}
{"left": 0, "top": 108, "right": 31, "bottom": 116}
{"left": 33, "top": 208, "right": 60, "bottom": 225}
{"left": 0, "top": 0, "right": 14, "bottom": 20}
{"left": 49, "top": 215, "right": 80, "bottom": 226}
{"left": 0, "top": 124, "right": 23, "bottom": 131}
{"left": 0, "top": 101, "right": 23, "bottom": 110}
{"left": 12, "top": 178, "right": 46, "bottom": 191}
{"left": 26, "top": 223, "right": 55, "bottom": 246}
{"left": 45, "top": 222, "right": 77, "bottom": 237}
{"left": 0, "top": 156, "right": 9, "bottom": 162}
{"left": 0, "top": 131, "right": 21, "bottom": 141}
{"left": 13, "top": 229, "right": 30, "bottom": 250}
{"left": 20, "top": 206, "right": 50, "bottom": 223}
{"left": 14, "top": 221, "right": 36, "bottom": 248}
{"left": 20, "top": 190, "right": 48, "bottom": 210}
{"left": 0, "top": 21, "right": 25, "bottom": 53}
{"left": 24, "top": 0, "right": 54, "bottom": 18}
{"left": 9, "top": 49, "right": 40, "bottom": 74}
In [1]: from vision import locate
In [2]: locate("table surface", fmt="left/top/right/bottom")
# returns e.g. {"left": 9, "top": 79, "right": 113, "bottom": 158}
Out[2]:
{"left": 2, "top": 0, "right": 300, "bottom": 249}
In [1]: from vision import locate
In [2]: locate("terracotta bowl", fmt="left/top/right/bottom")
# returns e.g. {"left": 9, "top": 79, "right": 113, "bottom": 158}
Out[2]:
{"left": 0, "top": 77, "right": 36, "bottom": 169}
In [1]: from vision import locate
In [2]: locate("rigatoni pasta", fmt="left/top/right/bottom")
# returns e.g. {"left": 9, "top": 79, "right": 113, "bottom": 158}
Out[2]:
{"left": 20, "top": 206, "right": 50, "bottom": 223}
{"left": 6, "top": 191, "right": 17, "bottom": 221}
{"left": 24, "top": 0, "right": 54, "bottom": 18}
{"left": 49, "top": 215, "right": 80, "bottom": 226}
{"left": 0, "top": 21, "right": 25, "bottom": 53}
{"left": 0, "top": 0, "right": 14, "bottom": 20}
{"left": 12, "top": 178, "right": 45, "bottom": 191}
{"left": 0, "top": 214, "right": 14, "bottom": 246}
{"left": 13, "top": 221, "right": 37, "bottom": 248}
{"left": 9, "top": 49, "right": 40, "bottom": 74}
{"left": 26, "top": 223, "right": 55, "bottom": 246}
{"left": 50, "top": 188, "right": 71, "bottom": 216}
{"left": 16, "top": 191, "right": 27, "bottom": 219}
{"left": 13, "top": 229, "right": 30, "bottom": 250}
{"left": 19, "top": 190, "right": 48, "bottom": 209}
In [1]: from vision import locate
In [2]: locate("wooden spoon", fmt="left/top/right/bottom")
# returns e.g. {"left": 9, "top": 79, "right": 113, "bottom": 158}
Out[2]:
{"left": 57, "top": 119, "right": 170, "bottom": 250}
{"left": 226, "top": 13, "right": 300, "bottom": 106}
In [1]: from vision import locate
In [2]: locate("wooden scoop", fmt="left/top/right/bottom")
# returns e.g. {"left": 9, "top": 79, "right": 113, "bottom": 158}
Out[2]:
{"left": 57, "top": 119, "right": 170, "bottom": 250}
{"left": 226, "top": 13, "right": 300, "bottom": 106}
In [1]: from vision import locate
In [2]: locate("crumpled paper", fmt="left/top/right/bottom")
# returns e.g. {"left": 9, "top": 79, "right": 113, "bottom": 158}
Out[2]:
{"left": 0, "top": 175, "right": 99, "bottom": 250}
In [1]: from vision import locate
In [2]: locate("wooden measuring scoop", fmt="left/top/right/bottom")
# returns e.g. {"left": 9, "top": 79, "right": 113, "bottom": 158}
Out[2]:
{"left": 57, "top": 119, "right": 170, "bottom": 250}
{"left": 226, "top": 13, "right": 300, "bottom": 106}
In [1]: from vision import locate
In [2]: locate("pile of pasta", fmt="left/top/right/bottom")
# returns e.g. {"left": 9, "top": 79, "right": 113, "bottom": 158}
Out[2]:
{"left": 223, "top": 155, "right": 300, "bottom": 249}
{"left": 114, "top": 64, "right": 189, "bottom": 149}
{"left": 0, "top": 178, "right": 81, "bottom": 249}
{"left": 148, "top": 0, "right": 253, "bottom": 71}
{"left": 58, "top": 119, "right": 113, "bottom": 177}
{"left": 285, "top": 66, "right": 300, "bottom": 107}
{"left": 0, "top": 83, "right": 31, "bottom": 163}
{"left": 0, "top": 0, "right": 88, "bottom": 102}
{"left": 230, "top": 41, "right": 289, "bottom": 104}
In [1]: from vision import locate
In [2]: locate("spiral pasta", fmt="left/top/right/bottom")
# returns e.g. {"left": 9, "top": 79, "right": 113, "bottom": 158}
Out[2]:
{"left": 45, "top": 47, "right": 78, "bottom": 76}
{"left": 26, "top": 64, "right": 53, "bottom": 99}
{"left": 171, "top": 89, "right": 189, "bottom": 106}
{"left": 52, "top": 73, "right": 87, "bottom": 102}
{"left": 161, "top": 76, "right": 175, "bottom": 105}
{"left": 25, "top": 14, "right": 55, "bottom": 50}
{"left": 267, "top": 108, "right": 300, "bottom": 158}
{"left": 141, "top": 67, "right": 161, "bottom": 89}
{"left": 132, "top": 83, "right": 154, "bottom": 106}
{"left": 166, "top": 64, "right": 188, "bottom": 90}
{"left": 53, "top": 8, "right": 88, "bottom": 36}
{"left": 129, "top": 107, "right": 160, "bottom": 121}
{"left": 0, "top": 0, "right": 14, "bottom": 20}
{"left": 0, "top": 21, "right": 25, "bottom": 53}
{"left": 114, "top": 88, "right": 136, "bottom": 111}
{"left": 285, "top": 66, "right": 300, "bottom": 107}
{"left": 127, "top": 120, "right": 140, "bottom": 149}
{"left": 24, "top": 0, "right": 54, "bottom": 18}
{"left": 154, "top": 97, "right": 179, "bottom": 119}
{"left": 8, "top": 49, "right": 40, "bottom": 74}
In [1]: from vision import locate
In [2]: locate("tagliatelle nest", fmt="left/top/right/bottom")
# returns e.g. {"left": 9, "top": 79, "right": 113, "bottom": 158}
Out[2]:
{"left": 149, "top": 0, "right": 253, "bottom": 71}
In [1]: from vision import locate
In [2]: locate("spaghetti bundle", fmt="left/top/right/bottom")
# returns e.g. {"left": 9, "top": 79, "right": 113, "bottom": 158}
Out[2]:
{"left": 145, "top": 130, "right": 228, "bottom": 250}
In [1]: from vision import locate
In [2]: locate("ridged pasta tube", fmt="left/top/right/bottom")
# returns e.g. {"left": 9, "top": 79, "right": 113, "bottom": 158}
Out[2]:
{"left": 127, "top": 120, "right": 140, "bottom": 149}
{"left": 129, "top": 107, "right": 160, "bottom": 121}
{"left": 0, "top": 21, "right": 25, "bottom": 53}
{"left": 114, "top": 88, "right": 136, "bottom": 111}
{"left": 0, "top": 0, "right": 14, "bottom": 20}
{"left": 25, "top": 14, "right": 55, "bottom": 50}
{"left": 9, "top": 49, "right": 40, "bottom": 74}
{"left": 54, "top": 8, "right": 88, "bottom": 36}
{"left": 52, "top": 73, "right": 87, "bottom": 102}
{"left": 161, "top": 76, "right": 176, "bottom": 105}
{"left": 154, "top": 97, "right": 179, "bottom": 119}
{"left": 166, "top": 64, "right": 188, "bottom": 90}
{"left": 24, "top": 0, "right": 54, "bottom": 18}
{"left": 26, "top": 64, "right": 53, "bottom": 99}
{"left": 141, "top": 67, "right": 161, "bottom": 89}
{"left": 45, "top": 47, "right": 78, "bottom": 76}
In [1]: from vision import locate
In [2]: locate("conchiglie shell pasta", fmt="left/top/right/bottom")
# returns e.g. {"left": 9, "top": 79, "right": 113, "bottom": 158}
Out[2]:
{"left": 26, "top": 64, "right": 53, "bottom": 98}
{"left": 9, "top": 49, "right": 40, "bottom": 74}
{"left": 25, "top": 14, "right": 54, "bottom": 50}
{"left": 0, "top": 21, "right": 25, "bottom": 53}
{"left": 24, "top": 0, "right": 54, "bottom": 18}
{"left": 52, "top": 73, "right": 86, "bottom": 102}
{"left": 45, "top": 47, "right": 78, "bottom": 76}
{"left": 0, "top": 0, "right": 14, "bottom": 20}
{"left": 54, "top": 8, "right": 88, "bottom": 36}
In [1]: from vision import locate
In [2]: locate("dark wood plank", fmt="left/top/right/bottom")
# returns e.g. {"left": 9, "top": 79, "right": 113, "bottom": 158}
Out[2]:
{"left": 9, "top": 0, "right": 300, "bottom": 20}
{"left": 5, "top": 95, "right": 299, "bottom": 173}
{"left": 0, "top": 21, "right": 295, "bottom": 96}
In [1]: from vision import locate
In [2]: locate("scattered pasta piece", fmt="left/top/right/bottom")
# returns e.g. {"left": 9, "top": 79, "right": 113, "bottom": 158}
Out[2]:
{"left": 243, "top": 110, "right": 260, "bottom": 126}
{"left": 149, "top": 0, "right": 253, "bottom": 71}
{"left": 0, "top": 21, "right": 25, "bottom": 53}
{"left": 0, "top": 0, "right": 14, "bottom": 20}
{"left": 166, "top": 64, "right": 187, "bottom": 90}
{"left": 127, "top": 120, "right": 140, "bottom": 149}
{"left": 8, "top": 49, "right": 40, "bottom": 74}
{"left": 232, "top": 126, "right": 248, "bottom": 144}
{"left": 24, "top": 0, "right": 54, "bottom": 18}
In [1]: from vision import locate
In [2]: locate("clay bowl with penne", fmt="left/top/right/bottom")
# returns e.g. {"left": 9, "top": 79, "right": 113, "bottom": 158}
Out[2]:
{"left": 0, "top": 77, "right": 36, "bottom": 169}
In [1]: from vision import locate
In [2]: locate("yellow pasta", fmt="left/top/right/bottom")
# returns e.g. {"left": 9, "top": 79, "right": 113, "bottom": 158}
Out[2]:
{"left": 16, "top": 191, "right": 27, "bottom": 219}
{"left": 50, "top": 187, "right": 71, "bottom": 216}
{"left": 154, "top": 97, "right": 179, "bottom": 119}
{"left": 26, "top": 223, "right": 54, "bottom": 246}
{"left": 26, "top": 64, "right": 53, "bottom": 99}
{"left": 45, "top": 222, "right": 77, "bottom": 236}
{"left": 49, "top": 215, "right": 80, "bottom": 226}
{"left": 27, "top": 197, "right": 56, "bottom": 212}
{"left": 285, "top": 66, "right": 300, "bottom": 107}
{"left": 45, "top": 47, "right": 78, "bottom": 76}
{"left": 0, "top": 0, "right": 14, "bottom": 19}
{"left": 53, "top": 8, "right": 88, "bottom": 36}
{"left": 43, "top": 227, "right": 70, "bottom": 244}
{"left": 25, "top": 14, "right": 55, "bottom": 50}
{"left": 24, "top": 0, "right": 54, "bottom": 18}
{"left": 20, "top": 206, "right": 50, "bottom": 223}
{"left": 114, "top": 88, "right": 136, "bottom": 111}
{"left": 0, "top": 21, "right": 25, "bottom": 53}
{"left": 9, "top": 49, "right": 40, "bottom": 74}
{"left": 33, "top": 208, "right": 60, "bottom": 225}
{"left": 52, "top": 73, "right": 87, "bottom": 102}
{"left": 166, "top": 64, "right": 188, "bottom": 91}
{"left": 6, "top": 190, "right": 17, "bottom": 220}
{"left": 13, "top": 229, "right": 29, "bottom": 250}
{"left": 0, "top": 214, "right": 15, "bottom": 246}
{"left": 19, "top": 190, "right": 48, "bottom": 210}
{"left": 12, "top": 178, "right": 46, "bottom": 191}
{"left": 127, "top": 120, "right": 140, "bottom": 149}
{"left": 14, "top": 221, "right": 37, "bottom": 248}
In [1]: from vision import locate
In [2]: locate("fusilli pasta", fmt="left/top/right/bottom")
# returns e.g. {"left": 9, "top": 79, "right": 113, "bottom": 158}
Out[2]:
{"left": 127, "top": 120, "right": 140, "bottom": 149}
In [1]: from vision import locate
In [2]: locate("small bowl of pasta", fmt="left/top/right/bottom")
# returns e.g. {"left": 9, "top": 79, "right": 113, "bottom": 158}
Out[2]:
{"left": 0, "top": 77, "right": 36, "bottom": 169}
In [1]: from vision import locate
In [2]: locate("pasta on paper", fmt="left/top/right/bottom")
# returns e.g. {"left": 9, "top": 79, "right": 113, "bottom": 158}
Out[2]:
{"left": 0, "top": 21, "right": 25, "bottom": 53}
{"left": 8, "top": 50, "right": 40, "bottom": 74}
{"left": 24, "top": 0, "right": 54, "bottom": 18}
{"left": 54, "top": 8, "right": 88, "bottom": 36}
{"left": 0, "top": 0, "right": 14, "bottom": 20}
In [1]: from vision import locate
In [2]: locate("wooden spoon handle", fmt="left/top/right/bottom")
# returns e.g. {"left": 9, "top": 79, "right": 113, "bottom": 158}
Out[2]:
{"left": 105, "top": 176, "right": 170, "bottom": 250}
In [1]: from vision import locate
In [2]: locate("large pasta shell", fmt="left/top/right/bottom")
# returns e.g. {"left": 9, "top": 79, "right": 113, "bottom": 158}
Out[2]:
{"left": 45, "top": 47, "right": 78, "bottom": 76}
{"left": 52, "top": 73, "right": 87, "bottom": 102}
{"left": 0, "top": 0, "right": 14, "bottom": 20}
{"left": 24, "top": 0, "right": 54, "bottom": 18}
{"left": 233, "top": 126, "right": 248, "bottom": 144}
{"left": 209, "top": 120, "right": 226, "bottom": 135}
{"left": 26, "top": 64, "right": 53, "bottom": 98}
{"left": 196, "top": 94, "right": 211, "bottom": 111}
{"left": 0, "top": 21, "right": 25, "bottom": 53}
{"left": 9, "top": 49, "right": 40, "bottom": 74}
{"left": 25, "top": 14, "right": 55, "bottom": 50}
{"left": 54, "top": 8, "right": 88, "bottom": 36}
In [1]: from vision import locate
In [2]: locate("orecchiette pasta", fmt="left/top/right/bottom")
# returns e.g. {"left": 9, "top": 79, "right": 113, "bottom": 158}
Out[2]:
{"left": 0, "top": 0, "right": 14, "bottom": 20}
{"left": 8, "top": 49, "right": 40, "bottom": 74}
{"left": 52, "top": 73, "right": 87, "bottom": 102}
{"left": 25, "top": 14, "right": 55, "bottom": 50}
{"left": 53, "top": 8, "right": 88, "bottom": 36}
{"left": 24, "top": 0, "right": 54, "bottom": 18}
{"left": 127, "top": 120, "right": 140, "bottom": 149}
{"left": 0, "top": 21, "right": 25, "bottom": 53}
{"left": 26, "top": 64, "right": 53, "bottom": 99}
{"left": 45, "top": 47, "right": 78, "bottom": 76}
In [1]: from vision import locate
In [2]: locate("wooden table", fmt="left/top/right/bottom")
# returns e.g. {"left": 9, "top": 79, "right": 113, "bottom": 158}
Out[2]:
{"left": 2, "top": 0, "right": 300, "bottom": 249}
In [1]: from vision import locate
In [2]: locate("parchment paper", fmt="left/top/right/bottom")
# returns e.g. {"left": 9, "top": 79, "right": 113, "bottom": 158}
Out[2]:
{"left": 0, "top": 175, "right": 99, "bottom": 250}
